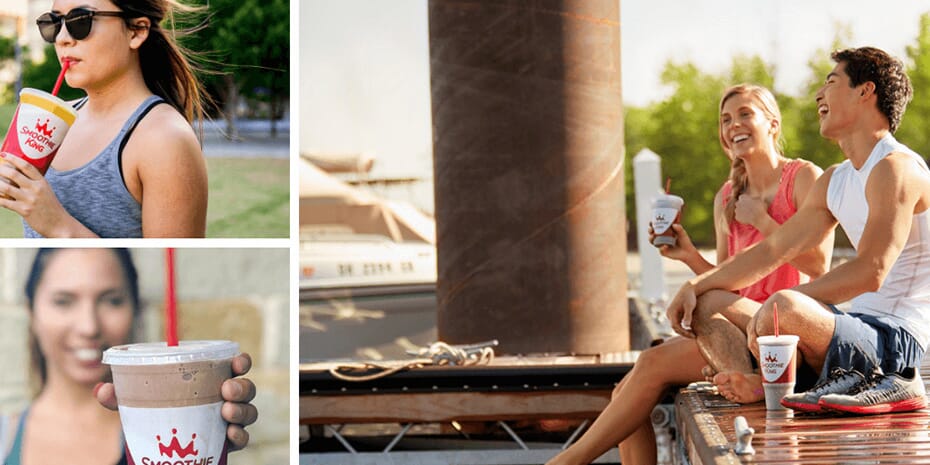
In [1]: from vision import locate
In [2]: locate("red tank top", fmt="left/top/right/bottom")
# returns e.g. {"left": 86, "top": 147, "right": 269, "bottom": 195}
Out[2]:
{"left": 720, "top": 159, "right": 806, "bottom": 302}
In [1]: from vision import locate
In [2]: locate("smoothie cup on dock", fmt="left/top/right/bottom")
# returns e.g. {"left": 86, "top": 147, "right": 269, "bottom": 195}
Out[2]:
{"left": 757, "top": 334, "right": 799, "bottom": 410}
{"left": 103, "top": 340, "right": 239, "bottom": 465}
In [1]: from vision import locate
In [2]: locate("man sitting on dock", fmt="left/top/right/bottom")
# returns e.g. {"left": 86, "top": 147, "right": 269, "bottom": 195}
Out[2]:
{"left": 667, "top": 46, "right": 930, "bottom": 414}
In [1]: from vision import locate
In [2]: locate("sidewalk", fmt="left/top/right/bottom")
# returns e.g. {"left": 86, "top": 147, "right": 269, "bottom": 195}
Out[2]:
{"left": 200, "top": 117, "right": 290, "bottom": 159}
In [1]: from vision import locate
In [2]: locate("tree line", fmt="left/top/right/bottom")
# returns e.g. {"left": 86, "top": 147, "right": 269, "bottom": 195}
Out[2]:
{"left": 624, "top": 15, "right": 930, "bottom": 248}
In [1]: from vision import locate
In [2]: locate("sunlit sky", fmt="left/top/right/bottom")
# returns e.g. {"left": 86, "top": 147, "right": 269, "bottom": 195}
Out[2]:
{"left": 302, "top": 0, "right": 930, "bottom": 181}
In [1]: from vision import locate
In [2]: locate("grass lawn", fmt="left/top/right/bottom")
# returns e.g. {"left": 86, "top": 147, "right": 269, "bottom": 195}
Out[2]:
{"left": 0, "top": 103, "right": 14, "bottom": 131}
{"left": 0, "top": 157, "right": 290, "bottom": 238}
{"left": 206, "top": 157, "right": 290, "bottom": 237}
{"left": 0, "top": 104, "right": 21, "bottom": 236}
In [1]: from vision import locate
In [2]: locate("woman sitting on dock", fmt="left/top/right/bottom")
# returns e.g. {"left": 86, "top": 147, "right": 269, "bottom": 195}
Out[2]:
{"left": 546, "top": 84, "right": 834, "bottom": 465}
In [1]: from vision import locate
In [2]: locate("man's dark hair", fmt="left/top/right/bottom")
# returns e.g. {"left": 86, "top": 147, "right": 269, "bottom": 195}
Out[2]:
{"left": 831, "top": 47, "right": 912, "bottom": 133}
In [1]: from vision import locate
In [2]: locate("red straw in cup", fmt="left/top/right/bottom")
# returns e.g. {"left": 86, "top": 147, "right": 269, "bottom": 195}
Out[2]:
{"left": 773, "top": 302, "right": 780, "bottom": 337}
{"left": 165, "top": 248, "right": 178, "bottom": 347}
{"left": 52, "top": 60, "right": 71, "bottom": 96}
{"left": 666, "top": 177, "right": 671, "bottom": 194}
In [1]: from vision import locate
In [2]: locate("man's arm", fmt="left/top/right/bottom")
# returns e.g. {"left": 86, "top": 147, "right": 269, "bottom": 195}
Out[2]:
{"left": 666, "top": 167, "right": 838, "bottom": 336}
{"left": 785, "top": 162, "right": 834, "bottom": 278}
{"left": 793, "top": 153, "right": 927, "bottom": 302}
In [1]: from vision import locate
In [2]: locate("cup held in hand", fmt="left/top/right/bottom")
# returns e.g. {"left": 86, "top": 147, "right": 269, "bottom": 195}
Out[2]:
{"left": 1, "top": 88, "right": 77, "bottom": 173}
{"left": 651, "top": 194, "right": 684, "bottom": 247}
{"left": 103, "top": 340, "right": 239, "bottom": 465}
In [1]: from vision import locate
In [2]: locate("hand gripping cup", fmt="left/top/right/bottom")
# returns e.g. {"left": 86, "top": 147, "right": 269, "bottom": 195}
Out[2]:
{"left": 651, "top": 194, "right": 684, "bottom": 247}
{"left": 103, "top": 340, "right": 239, "bottom": 465}
{"left": 1, "top": 88, "right": 77, "bottom": 175}
{"left": 757, "top": 335, "right": 799, "bottom": 410}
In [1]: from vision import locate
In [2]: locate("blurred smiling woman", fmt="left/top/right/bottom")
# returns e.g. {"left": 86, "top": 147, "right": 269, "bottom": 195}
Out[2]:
{"left": 0, "top": 249, "right": 257, "bottom": 465}
{"left": 0, "top": 0, "right": 208, "bottom": 238}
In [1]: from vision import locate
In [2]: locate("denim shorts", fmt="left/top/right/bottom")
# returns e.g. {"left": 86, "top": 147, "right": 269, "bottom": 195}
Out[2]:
{"left": 821, "top": 305, "right": 925, "bottom": 379}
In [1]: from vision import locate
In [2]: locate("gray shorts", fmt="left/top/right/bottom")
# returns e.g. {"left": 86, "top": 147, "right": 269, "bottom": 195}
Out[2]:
{"left": 821, "top": 305, "right": 924, "bottom": 379}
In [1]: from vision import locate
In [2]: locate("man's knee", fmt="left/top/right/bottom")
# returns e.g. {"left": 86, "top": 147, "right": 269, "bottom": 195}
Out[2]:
{"left": 756, "top": 290, "right": 815, "bottom": 333}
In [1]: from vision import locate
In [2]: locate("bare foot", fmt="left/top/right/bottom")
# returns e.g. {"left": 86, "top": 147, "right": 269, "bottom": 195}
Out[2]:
{"left": 712, "top": 372, "right": 764, "bottom": 404}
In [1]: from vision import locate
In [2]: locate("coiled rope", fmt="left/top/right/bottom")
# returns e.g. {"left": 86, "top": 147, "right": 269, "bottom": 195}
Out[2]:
{"left": 328, "top": 340, "right": 498, "bottom": 382}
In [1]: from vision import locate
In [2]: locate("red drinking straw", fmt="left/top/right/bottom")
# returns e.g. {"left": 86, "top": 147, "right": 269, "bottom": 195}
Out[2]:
{"left": 665, "top": 177, "right": 671, "bottom": 194}
{"left": 773, "top": 302, "right": 780, "bottom": 338}
{"left": 52, "top": 60, "right": 70, "bottom": 97}
{"left": 165, "top": 248, "right": 178, "bottom": 347}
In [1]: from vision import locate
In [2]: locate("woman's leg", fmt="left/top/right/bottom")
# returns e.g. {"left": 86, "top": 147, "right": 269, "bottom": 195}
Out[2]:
{"left": 618, "top": 415, "right": 657, "bottom": 465}
{"left": 546, "top": 336, "right": 705, "bottom": 465}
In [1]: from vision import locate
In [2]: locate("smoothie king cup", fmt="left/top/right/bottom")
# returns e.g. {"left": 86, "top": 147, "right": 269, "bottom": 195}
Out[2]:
{"left": 651, "top": 193, "right": 684, "bottom": 247}
{"left": 757, "top": 334, "right": 799, "bottom": 410}
{"left": 103, "top": 340, "right": 239, "bottom": 465}
{"left": 0, "top": 88, "right": 77, "bottom": 175}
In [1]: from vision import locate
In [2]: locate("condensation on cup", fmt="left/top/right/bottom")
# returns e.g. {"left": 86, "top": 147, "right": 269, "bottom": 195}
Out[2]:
{"left": 757, "top": 334, "right": 799, "bottom": 410}
{"left": 651, "top": 194, "right": 684, "bottom": 247}
{"left": 103, "top": 340, "right": 239, "bottom": 465}
{"left": 1, "top": 88, "right": 77, "bottom": 174}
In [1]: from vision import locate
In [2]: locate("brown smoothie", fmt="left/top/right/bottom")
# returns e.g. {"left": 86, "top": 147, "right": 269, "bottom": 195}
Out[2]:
{"left": 110, "top": 359, "right": 232, "bottom": 408}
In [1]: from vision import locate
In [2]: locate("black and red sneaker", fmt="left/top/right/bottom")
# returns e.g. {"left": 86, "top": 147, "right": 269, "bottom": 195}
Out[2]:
{"left": 818, "top": 367, "right": 927, "bottom": 415}
{"left": 780, "top": 367, "right": 865, "bottom": 413}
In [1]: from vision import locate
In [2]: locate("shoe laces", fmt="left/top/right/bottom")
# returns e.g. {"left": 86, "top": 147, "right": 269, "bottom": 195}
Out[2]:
{"left": 846, "top": 368, "right": 887, "bottom": 396}
{"left": 810, "top": 367, "right": 862, "bottom": 395}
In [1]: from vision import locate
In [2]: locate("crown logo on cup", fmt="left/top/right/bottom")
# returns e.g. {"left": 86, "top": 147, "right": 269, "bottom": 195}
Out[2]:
{"left": 34, "top": 119, "right": 55, "bottom": 138}
{"left": 764, "top": 353, "right": 778, "bottom": 363}
{"left": 156, "top": 428, "right": 199, "bottom": 458}
{"left": 655, "top": 214, "right": 665, "bottom": 221}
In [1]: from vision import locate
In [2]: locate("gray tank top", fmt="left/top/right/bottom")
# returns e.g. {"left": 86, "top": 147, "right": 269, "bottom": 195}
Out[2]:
{"left": 23, "top": 96, "right": 164, "bottom": 238}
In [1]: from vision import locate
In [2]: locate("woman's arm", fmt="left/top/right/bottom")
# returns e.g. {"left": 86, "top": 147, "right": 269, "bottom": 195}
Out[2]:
{"left": 0, "top": 154, "right": 99, "bottom": 237}
{"left": 123, "top": 106, "right": 207, "bottom": 238}
{"left": 648, "top": 217, "right": 714, "bottom": 274}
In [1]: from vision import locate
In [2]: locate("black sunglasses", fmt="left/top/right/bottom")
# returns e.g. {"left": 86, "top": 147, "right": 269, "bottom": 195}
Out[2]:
{"left": 36, "top": 8, "right": 130, "bottom": 43}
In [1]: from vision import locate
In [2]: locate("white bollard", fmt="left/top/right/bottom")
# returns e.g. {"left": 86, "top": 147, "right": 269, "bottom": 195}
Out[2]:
{"left": 733, "top": 416, "right": 756, "bottom": 455}
{"left": 633, "top": 149, "right": 667, "bottom": 304}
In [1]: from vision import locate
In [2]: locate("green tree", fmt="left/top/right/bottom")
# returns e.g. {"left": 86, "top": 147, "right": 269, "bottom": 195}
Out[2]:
{"left": 728, "top": 54, "right": 775, "bottom": 90}
{"left": 632, "top": 61, "right": 729, "bottom": 246}
{"left": 782, "top": 24, "right": 852, "bottom": 170}
{"left": 0, "top": 33, "right": 16, "bottom": 101}
{"left": 21, "top": 45, "right": 85, "bottom": 102}
{"left": 186, "top": 0, "right": 290, "bottom": 139}
{"left": 899, "top": 12, "right": 930, "bottom": 159}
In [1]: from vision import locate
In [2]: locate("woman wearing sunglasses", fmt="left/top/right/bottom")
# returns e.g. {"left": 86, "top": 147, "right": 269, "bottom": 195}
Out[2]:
{"left": 0, "top": 0, "right": 207, "bottom": 238}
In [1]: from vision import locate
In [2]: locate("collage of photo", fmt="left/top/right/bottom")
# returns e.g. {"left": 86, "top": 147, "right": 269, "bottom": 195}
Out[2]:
{"left": 5, "top": 1, "right": 930, "bottom": 465}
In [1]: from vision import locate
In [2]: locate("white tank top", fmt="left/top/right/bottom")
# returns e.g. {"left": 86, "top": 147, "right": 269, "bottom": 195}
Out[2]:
{"left": 826, "top": 133, "right": 930, "bottom": 349}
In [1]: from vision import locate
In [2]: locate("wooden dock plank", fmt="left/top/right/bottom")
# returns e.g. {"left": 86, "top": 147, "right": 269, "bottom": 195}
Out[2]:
{"left": 300, "top": 355, "right": 636, "bottom": 425}
{"left": 301, "top": 390, "right": 612, "bottom": 424}
{"left": 675, "top": 357, "right": 930, "bottom": 464}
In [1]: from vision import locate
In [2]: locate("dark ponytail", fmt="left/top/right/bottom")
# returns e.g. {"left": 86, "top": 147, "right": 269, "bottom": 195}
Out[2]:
{"left": 112, "top": 0, "right": 207, "bottom": 124}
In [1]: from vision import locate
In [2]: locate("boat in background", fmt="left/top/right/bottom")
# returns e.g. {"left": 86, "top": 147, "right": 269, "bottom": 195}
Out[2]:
{"left": 300, "top": 231, "right": 436, "bottom": 293}
{"left": 300, "top": 153, "right": 437, "bottom": 294}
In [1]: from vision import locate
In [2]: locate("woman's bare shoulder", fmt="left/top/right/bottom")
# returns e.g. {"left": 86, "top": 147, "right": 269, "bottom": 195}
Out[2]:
{"left": 127, "top": 104, "right": 201, "bottom": 162}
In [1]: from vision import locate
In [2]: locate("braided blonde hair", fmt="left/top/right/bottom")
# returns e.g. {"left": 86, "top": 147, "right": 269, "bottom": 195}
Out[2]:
{"left": 718, "top": 84, "right": 785, "bottom": 226}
